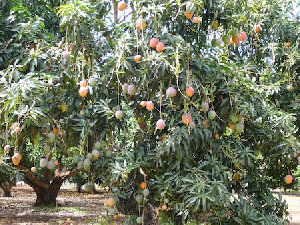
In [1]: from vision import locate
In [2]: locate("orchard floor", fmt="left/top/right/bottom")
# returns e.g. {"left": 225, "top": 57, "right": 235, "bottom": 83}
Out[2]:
{"left": 0, "top": 185, "right": 124, "bottom": 225}
{"left": 280, "top": 194, "right": 300, "bottom": 225}
{"left": 1, "top": 186, "right": 300, "bottom": 225}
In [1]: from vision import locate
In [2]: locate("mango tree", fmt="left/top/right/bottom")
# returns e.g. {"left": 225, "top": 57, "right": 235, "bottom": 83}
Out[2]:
{"left": 0, "top": 0, "right": 300, "bottom": 224}
{"left": 0, "top": 157, "right": 19, "bottom": 197}
{"left": 0, "top": 0, "right": 114, "bottom": 205}
{"left": 98, "top": 0, "right": 300, "bottom": 224}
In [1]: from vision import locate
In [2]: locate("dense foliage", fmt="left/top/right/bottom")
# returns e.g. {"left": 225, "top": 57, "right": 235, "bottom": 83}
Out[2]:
{"left": 0, "top": 0, "right": 299, "bottom": 224}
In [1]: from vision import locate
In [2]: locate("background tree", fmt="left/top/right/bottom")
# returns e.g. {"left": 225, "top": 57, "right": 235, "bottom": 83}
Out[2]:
{"left": 0, "top": 156, "right": 19, "bottom": 197}
{"left": 0, "top": 0, "right": 114, "bottom": 205}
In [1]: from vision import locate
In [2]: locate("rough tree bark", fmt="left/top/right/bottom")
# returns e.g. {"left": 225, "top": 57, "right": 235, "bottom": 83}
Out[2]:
{"left": 16, "top": 164, "right": 81, "bottom": 206}
{"left": 76, "top": 183, "right": 82, "bottom": 193}
{"left": 0, "top": 181, "right": 12, "bottom": 197}
{"left": 144, "top": 203, "right": 158, "bottom": 225}
{"left": 29, "top": 176, "right": 64, "bottom": 206}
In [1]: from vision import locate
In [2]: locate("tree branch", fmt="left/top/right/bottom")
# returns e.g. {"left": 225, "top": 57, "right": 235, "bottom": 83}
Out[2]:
{"left": 15, "top": 165, "right": 49, "bottom": 189}
{"left": 58, "top": 168, "right": 83, "bottom": 180}
{"left": 46, "top": 151, "right": 53, "bottom": 161}
{"left": 112, "top": 0, "right": 118, "bottom": 24}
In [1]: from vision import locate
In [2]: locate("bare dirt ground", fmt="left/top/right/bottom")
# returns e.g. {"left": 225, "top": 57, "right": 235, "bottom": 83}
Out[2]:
{"left": 282, "top": 194, "right": 300, "bottom": 225}
{"left": 0, "top": 185, "right": 124, "bottom": 225}
{"left": 1, "top": 186, "right": 300, "bottom": 224}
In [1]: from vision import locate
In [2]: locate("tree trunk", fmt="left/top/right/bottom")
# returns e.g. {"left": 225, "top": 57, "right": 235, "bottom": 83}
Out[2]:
{"left": 144, "top": 203, "right": 158, "bottom": 225}
{"left": 15, "top": 164, "right": 82, "bottom": 206}
{"left": 76, "top": 184, "right": 82, "bottom": 193}
{"left": 92, "top": 187, "right": 99, "bottom": 194}
{"left": 112, "top": 0, "right": 118, "bottom": 24}
{"left": 1, "top": 181, "right": 12, "bottom": 197}
{"left": 30, "top": 177, "right": 64, "bottom": 206}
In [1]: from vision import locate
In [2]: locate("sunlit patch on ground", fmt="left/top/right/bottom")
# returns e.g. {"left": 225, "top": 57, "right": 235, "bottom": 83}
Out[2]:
{"left": 0, "top": 185, "right": 124, "bottom": 225}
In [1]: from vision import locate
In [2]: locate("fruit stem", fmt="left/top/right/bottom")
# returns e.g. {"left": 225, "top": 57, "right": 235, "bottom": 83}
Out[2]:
{"left": 138, "top": 202, "right": 141, "bottom": 216}
{"left": 141, "top": 21, "right": 144, "bottom": 42}
{"left": 136, "top": 29, "right": 139, "bottom": 54}
{"left": 287, "top": 66, "right": 291, "bottom": 83}
{"left": 65, "top": 26, "right": 69, "bottom": 51}
{"left": 187, "top": 53, "right": 190, "bottom": 85}
{"left": 82, "top": 49, "right": 85, "bottom": 80}
{"left": 86, "top": 136, "right": 89, "bottom": 155}
{"left": 5, "top": 117, "right": 8, "bottom": 145}
{"left": 15, "top": 117, "right": 20, "bottom": 153}
{"left": 174, "top": 45, "right": 199, "bottom": 112}
{"left": 142, "top": 199, "right": 145, "bottom": 225}
{"left": 117, "top": 81, "right": 120, "bottom": 109}
{"left": 155, "top": 12, "right": 159, "bottom": 39}
{"left": 160, "top": 81, "right": 163, "bottom": 119}
{"left": 146, "top": 81, "right": 150, "bottom": 101}
{"left": 115, "top": 72, "right": 122, "bottom": 92}
{"left": 87, "top": 58, "right": 91, "bottom": 79}
{"left": 32, "top": 132, "right": 37, "bottom": 166}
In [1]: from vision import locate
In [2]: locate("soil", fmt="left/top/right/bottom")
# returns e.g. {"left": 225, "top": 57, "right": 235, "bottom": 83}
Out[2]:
{"left": 0, "top": 185, "right": 124, "bottom": 225}
{"left": 1, "top": 186, "right": 300, "bottom": 224}
{"left": 282, "top": 195, "right": 300, "bottom": 225}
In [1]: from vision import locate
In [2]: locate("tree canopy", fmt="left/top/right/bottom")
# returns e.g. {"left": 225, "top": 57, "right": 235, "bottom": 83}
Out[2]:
{"left": 0, "top": 0, "right": 300, "bottom": 224}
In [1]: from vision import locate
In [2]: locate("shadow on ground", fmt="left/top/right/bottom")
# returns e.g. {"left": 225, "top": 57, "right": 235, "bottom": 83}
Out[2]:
{"left": 0, "top": 185, "right": 123, "bottom": 224}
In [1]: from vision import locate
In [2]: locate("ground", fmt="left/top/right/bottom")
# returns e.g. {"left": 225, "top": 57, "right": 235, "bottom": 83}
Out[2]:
{"left": 0, "top": 185, "right": 300, "bottom": 224}
{"left": 0, "top": 185, "right": 124, "bottom": 225}
{"left": 281, "top": 194, "right": 300, "bottom": 225}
